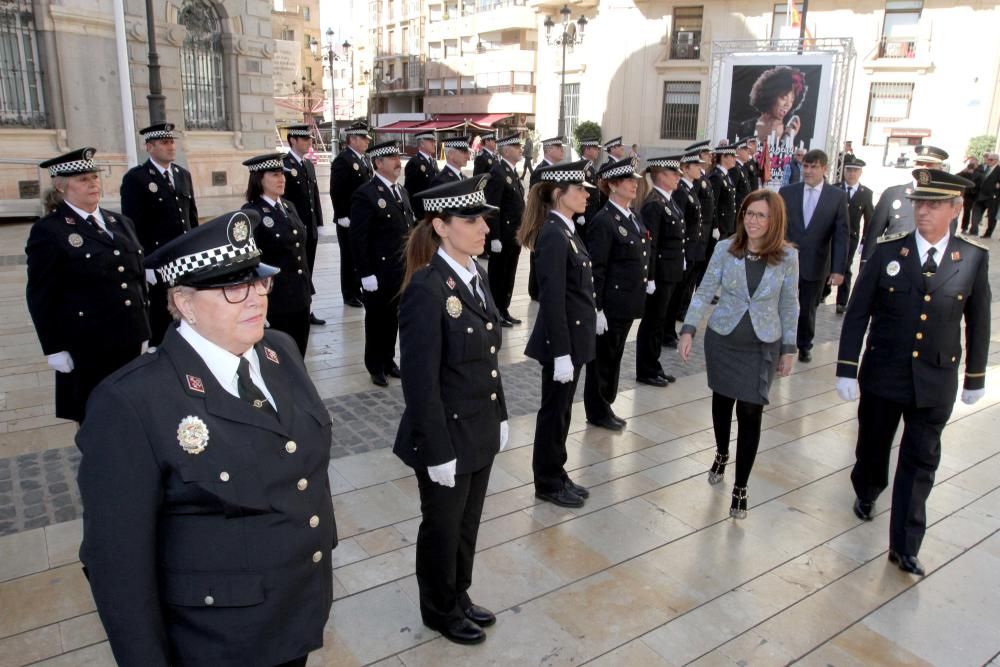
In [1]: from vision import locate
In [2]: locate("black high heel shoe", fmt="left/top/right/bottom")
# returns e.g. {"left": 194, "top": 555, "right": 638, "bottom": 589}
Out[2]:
{"left": 730, "top": 485, "right": 748, "bottom": 519}
{"left": 708, "top": 452, "right": 729, "bottom": 485}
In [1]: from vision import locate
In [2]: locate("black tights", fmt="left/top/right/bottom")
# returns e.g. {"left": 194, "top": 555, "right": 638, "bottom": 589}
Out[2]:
{"left": 711, "top": 392, "right": 764, "bottom": 487}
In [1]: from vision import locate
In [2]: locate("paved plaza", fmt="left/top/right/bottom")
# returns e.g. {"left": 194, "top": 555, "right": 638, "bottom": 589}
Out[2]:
{"left": 1, "top": 210, "right": 999, "bottom": 665}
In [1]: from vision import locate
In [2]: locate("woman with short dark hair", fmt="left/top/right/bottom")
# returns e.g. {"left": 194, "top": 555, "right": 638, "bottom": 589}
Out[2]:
{"left": 731, "top": 66, "right": 808, "bottom": 148}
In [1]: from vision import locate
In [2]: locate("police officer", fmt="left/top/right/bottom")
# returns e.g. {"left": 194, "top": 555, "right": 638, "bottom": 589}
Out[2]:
{"left": 428, "top": 136, "right": 471, "bottom": 188}
{"left": 579, "top": 136, "right": 605, "bottom": 223}
{"left": 395, "top": 176, "right": 506, "bottom": 645}
{"left": 833, "top": 155, "right": 874, "bottom": 314}
{"left": 743, "top": 137, "right": 762, "bottom": 190}
{"left": 26, "top": 148, "right": 150, "bottom": 423}
{"left": 484, "top": 133, "right": 525, "bottom": 327}
{"left": 635, "top": 155, "right": 685, "bottom": 386}
{"left": 836, "top": 169, "right": 990, "bottom": 576}
{"left": 282, "top": 124, "right": 326, "bottom": 326}
{"left": 529, "top": 136, "right": 565, "bottom": 187}
{"left": 733, "top": 139, "right": 753, "bottom": 209}
{"left": 241, "top": 153, "right": 313, "bottom": 357}
{"left": 583, "top": 157, "right": 650, "bottom": 431}
{"left": 120, "top": 122, "right": 198, "bottom": 345}
{"left": 330, "top": 121, "right": 372, "bottom": 308}
{"left": 663, "top": 151, "right": 707, "bottom": 348}
{"left": 351, "top": 141, "right": 416, "bottom": 387}
{"left": 473, "top": 132, "right": 497, "bottom": 176}
{"left": 602, "top": 136, "right": 626, "bottom": 169}
{"left": 404, "top": 131, "right": 439, "bottom": 218}
{"left": 78, "top": 211, "right": 337, "bottom": 666}
{"left": 709, "top": 144, "right": 739, "bottom": 239}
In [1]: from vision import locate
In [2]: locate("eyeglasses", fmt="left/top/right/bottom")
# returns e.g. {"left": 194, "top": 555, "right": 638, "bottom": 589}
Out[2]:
{"left": 197, "top": 276, "right": 274, "bottom": 304}
{"left": 744, "top": 210, "right": 769, "bottom": 221}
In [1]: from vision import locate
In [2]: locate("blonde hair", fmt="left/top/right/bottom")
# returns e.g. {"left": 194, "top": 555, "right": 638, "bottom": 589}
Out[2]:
{"left": 166, "top": 285, "right": 196, "bottom": 321}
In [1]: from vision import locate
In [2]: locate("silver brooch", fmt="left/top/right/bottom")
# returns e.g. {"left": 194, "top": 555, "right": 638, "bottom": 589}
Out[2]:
{"left": 177, "top": 416, "right": 209, "bottom": 455}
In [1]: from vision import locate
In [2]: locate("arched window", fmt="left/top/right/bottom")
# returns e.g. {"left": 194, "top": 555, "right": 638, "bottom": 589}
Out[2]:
{"left": 178, "top": 0, "right": 227, "bottom": 129}
{"left": 0, "top": 0, "right": 46, "bottom": 127}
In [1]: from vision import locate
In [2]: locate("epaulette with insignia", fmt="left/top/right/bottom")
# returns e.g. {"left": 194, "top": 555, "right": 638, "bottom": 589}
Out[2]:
{"left": 877, "top": 231, "right": 908, "bottom": 244}
{"left": 956, "top": 234, "right": 989, "bottom": 251}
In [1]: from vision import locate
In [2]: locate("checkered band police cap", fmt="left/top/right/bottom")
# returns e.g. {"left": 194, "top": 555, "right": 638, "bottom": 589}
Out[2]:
{"left": 139, "top": 123, "right": 177, "bottom": 141}
{"left": 685, "top": 140, "right": 711, "bottom": 152}
{"left": 366, "top": 141, "right": 401, "bottom": 158}
{"left": 442, "top": 136, "right": 471, "bottom": 150}
{"left": 480, "top": 132, "right": 496, "bottom": 141}
{"left": 534, "top": 159, "right": 597, "bottom": 188}
{"left": 496, "top": 133, "right": 522, "bottom": 147}
{"left": 681, "top": 151, "right": 703, "bottom": 164}
{"left": 597, "top": 156, "right": 641, "bottom": 180}
{"left": 414, "top": 132, "right": 436, "bottom": 142}
{"left": 541, "top": 136, "right": 566, "bottom": 147}
{"left": 39, "top": 147, "right": 100, "bottom": 177}
{"left": 712, "top": 145, "right": 737, "bottom": 156}
{"left": 645, "top": 155, "right": 682, "bottom": 172}
{"left": 603, "top": 136, "right": 623, "bottom": 149}
{"left": 242, "top": 153, "right": 285, "bottom": 173}
{"left": 285, "top": 124, "right": 313, "bottom": 138}
{"left": 419, "top": 175, "right": 498, "bottom": 216}
{"left": 579, "top": 138, "right": 602, "bottom": 148}
{"left": 345, "top": 122, "right": 371, "bottom": 137}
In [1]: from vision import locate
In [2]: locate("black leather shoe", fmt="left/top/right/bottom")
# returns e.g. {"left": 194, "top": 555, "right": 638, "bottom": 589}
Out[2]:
{"left": 662, "top": 337, "right": 678, "bottom": 349}
{"left": 610, "top": 413, "right": 627, "bottom": 428}
{"left": 836, "top": 304, "right": 846, "bottom": 315}
{"left": 309, "top": 313, "right": 326, "bottom": 325}
{"left": 657, "top": 371, "right": 677, "bottom": 383}
{"left": 385, "top": 364, "right": 402, "bottom": 379}
{"left": 436, "top": 617, "right": 486, "bottom": 644}
{"left": 798, "top": 349, "right": 812, "bottom": 362}
{"left": 587, "top": 416, "right": 624, "bottom": 431}
{"left": 853, "top": 498, "right": 875, "bottom": 521}
{"left": 499, "top": 318, "right": 514, "bottom": 328}
{"left": 463, "top": 604, "right": 496, "bottom": 627}
{"left": 563, "top": 478, "right": 590, "bottom": 499}
{"left": 888, "top": 550, "right": 925, "bottom": 576}
{"left": 637, "top": 375, "right": 668, "bottom": 387}
{"left": 535, "top": 487, "right": 585, "bottom": 508}
{"left": 504, "top": 314, "right": 522, "bottom": 325}
{"left": 345, "top": 297, "right": 364, "bottom": 308}
{"left": 370, "top": 373, "right": 389, "bottom": 387}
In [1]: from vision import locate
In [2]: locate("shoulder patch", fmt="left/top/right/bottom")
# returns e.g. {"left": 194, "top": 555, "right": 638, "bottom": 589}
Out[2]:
{"left": 956, "top": 234, "right": 989, "bottom": 251}
{"left": 877, "top": 231, "right": 909, "bottom": 244}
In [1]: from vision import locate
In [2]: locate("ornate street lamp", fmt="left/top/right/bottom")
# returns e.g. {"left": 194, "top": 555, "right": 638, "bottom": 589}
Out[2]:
{"left": 544, "top": 5, "right": 587, "bottom": 139}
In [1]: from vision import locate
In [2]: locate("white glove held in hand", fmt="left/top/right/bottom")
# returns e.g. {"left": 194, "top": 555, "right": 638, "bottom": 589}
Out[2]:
{"left": 499, "top": 420, "right": 509, "bottom": 451}
{"left": 428, "top": 459, "right": 457, "bottom": 487}
{"left": 361, "top": 275, "right": 379, "bottom": 292}
{"left": 47, "top": 351, "right": 74, "bottom": 374}
{"left": 836, "top": 377, "right": 859, "bottom": 402}
{"left": 490, "top": 240, "right": 503, "bottom": 253}
{"left": 961, "top": 388, "right": 985, "bottom": 405}
{"left": 337, "top": 217, "right": 351, "bottom": 228}
{"left": 712, "top": 228, "right": 721, "bottom": 240}
{"left": 576, "top": 215, "right": 586, "bottom": 225}
{"left": 145, "top": 269, "right": 158, "bottom": 285}
{"left": 596, "top": 310, "right": 609, "bottom": 335}
{"left": 646, "top": 280, "right": 656, "bottom": 295}
{"left": 553, "top": 354, "right": 574, "bottom": 383}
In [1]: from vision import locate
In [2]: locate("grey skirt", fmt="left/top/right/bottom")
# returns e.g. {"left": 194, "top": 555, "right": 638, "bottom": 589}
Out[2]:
{"left": 703, "top": 313, "right": 780, "bottom": 405}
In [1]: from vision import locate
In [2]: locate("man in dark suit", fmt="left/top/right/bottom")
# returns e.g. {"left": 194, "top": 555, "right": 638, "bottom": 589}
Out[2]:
{"left": 282, "top": 124, "right": 326, "bottom": 325}
{"left": 330, "top": 121, "right": 372, "bottom": 307}
{"left": 473, "top": 133, "right": 497, "bottom": 176}
{"left": 428, "top": 136, "right": 471, "bottom": 188}
{"left": 836, "top": 169, "right": 989, "bottom": 576}
{"left": 484, "top": 133, "right": 525, "bottom": 327}
{"left": 120, "top": 122, "right": 198, "bottom": 345}
{"left": 779, "top": 148, "right": 849, "bottom": 362}
{"left": 709, "top": 144, "right": 738, "bottom": 238}
{"left": 958, "top": 157, "right": 981, "bottom": 233}
{"left": 972, "top": 152, "right": 999, "bottom": 238}
{"left": 350, "top": 141, "right": 416, "bottom": 386}
{"left": 404, "top": 131, "right": 439, "bottom": 218}
{"left": 833, "top": 156, "right": 874, "bottom": 314}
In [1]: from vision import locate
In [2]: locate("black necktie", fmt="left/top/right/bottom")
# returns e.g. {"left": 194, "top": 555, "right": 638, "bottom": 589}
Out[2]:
{"left": 164, "top": 170, "right": 175, "bottom": 192}
{"left": 922, "top": 247, "right": 938, "bottom": 276}
{"left": 86, "top": 215, "right": 110, "bottom": 238}
{"left": 237, "top": 357, "right": 277, "bottom": 417}
{"left": 391, "top": 184, "right": 403, "bottom": 205}
{"left": 470, "top": 275, "right": 487, "bottom": 311}
{"left": 629, "top": 213, "right": 641, "bottom": 234}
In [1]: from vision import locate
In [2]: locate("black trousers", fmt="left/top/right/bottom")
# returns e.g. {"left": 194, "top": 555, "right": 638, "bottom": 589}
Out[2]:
{"left": 362, "top": 284, "right": 400, "bottom": 376}
{"left": 273, "top": 657, "right": 308, "bottom": 667}
{"left": 836, "top": 235, "right": 861, "bottom": 308}
{"left": 267, "top": 309, "right": 310, "bottom": 357}
{"left": 584, "top": 318, "right": 633, "bottom": 422}
{"left": 147, "top": 281, "right": 172, "bottom": 346}
{"left": 528, "top": 251, "right": 539, "bottom": 300}
{"left": 336, "top": 223, "right": 361, "bottom": 301}
{"left": 635, "top": 281, "right": 677, "bottom": 377}
{"left": 796, "top": 278, "right": 823, "bottom": 351}
{"left": 488, "top": 242, "right": 521, "bottom": 315}
{"left": 533, "top": 364, "right": 582, "bottom": 494}
{"left": 665, "top": 263, "right": 700, "bottom": 337}
{"left": 971, "top": 200, "right": 998, "bottom": 237}
{"left": 415, "top": 461, "right": 493, "bottom": 629}
{"left": 961, "top": 198, "right": 976, "bottom": 232}
{"left": 850, "top": 391, "right": 953, "bottom": 556}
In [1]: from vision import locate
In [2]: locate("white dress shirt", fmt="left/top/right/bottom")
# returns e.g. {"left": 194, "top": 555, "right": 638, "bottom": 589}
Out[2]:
{"left": 914, "top": 230, "right": 950, "bottom": 267}
{"left": 65, "top": 201, "right": 109, "bottom": 233}
{"left": 178, "top": 320, "right": 277, "bottom": 408}
{"left": 436, "top": 247, "right": 486, "bottom": 305}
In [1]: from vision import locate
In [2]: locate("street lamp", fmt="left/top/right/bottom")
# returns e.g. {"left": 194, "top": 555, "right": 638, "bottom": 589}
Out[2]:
{"left": 370, "top": 61, "right": 383, "bottom": 129}
{"left": 342, "top": 40, "right": 354, "bottom": 119}
{"left": 325, "top": 27, "right": 340, "bottom": 155}
{"left": 544, "top": 5, "right": 587, "bottom": 139}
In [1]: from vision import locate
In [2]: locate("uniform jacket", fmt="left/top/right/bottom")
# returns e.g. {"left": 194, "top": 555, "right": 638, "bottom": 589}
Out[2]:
{"left": 582, "top": 161, "right": 604, "bottom": 223}
{"left": 241, "top": 200, "right": 312, "bottom": 313}
{"left": 732, "top": 161, "right": 751, "bottom": 210}
{"left": 683, "top": 239, "right": 799, "bottom": 347}
{"left": 744, "top": 159, "right": 761, "bottom": 191}
{"left": 586, "top": 201, "right": 650, "bottom": 321}
{"left": 524, "top": 213, "right": 596, "bottom": 367}
{"left": 976, "top": 164, "right": 1000, "bottom": 204}
{"left": 120, "top": 159, "right": 198, "bottom": 252}
{"left": 428, "top": 164, "right": 464, "bottom": 189}
{"left": 404, "top": 152, "right": 438, "bottom": 218}
{"left": 837, "top": 232, "right": 991, "bottom": 407}
{"left": 696, "top": 173, "right": 715, "bottom": 239}
{"left": 834, "top": 181, "right": 875, "bottom": 240}
{"left": 330, "top": 147, "right": 372, "bottom": 220}
{"left": 675, "top": 180, "right": 706, "bottom": 263}
{"left": 394, "top": 253, "right": 508, "bottom": 474}
{"left": 25, "top": 203, "right": 151, "bottom": 420}
{"left": 709, "top": 166, "right": 738, "bottom": 237}
{"left": 861, "top": 183, "right": 915, "bottom": 259}
{"left": 641, "top": 187, "right": 685, "bottom": 284}
{"left": 349, "top": 176, "right": 416, "bottom": 287}
{"left": 76, "top": 327, "right": 336, "bottom": 667}
{"left": 473, "top": 149, "right": 496, "bottom": 176}
{"left": 484, "top": 158, "right": 525, "bottom": 244}
{"left": 282, "top": 153, "right": 324, "bottom": 232}
{"left": 780, "top": 181, "right": 850, "bottom": 281}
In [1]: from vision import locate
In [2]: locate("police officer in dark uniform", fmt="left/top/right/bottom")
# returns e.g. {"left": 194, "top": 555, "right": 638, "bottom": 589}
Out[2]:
{"left": 635, "top": 155, "right": 685, "bottom": 386}
{"left": 583, "top": 157, "right": 650, "bottom": 431}
{"left": 743, "top": 137, "right": 762, "bottom": 190}
{"left": 404, "top": 131, "right": 439, "bottom": 218}
{"left": 833, "top": 155, "right": 874, "bottom": 313}
{"left": 709, "top": 144, "right": 739, "bottom": 239}
{"left": 579, "top": 137, "right": 605, "bottom": 223}
{"left": 428, "top": 136, "right": 471, "bottom": 188}
{"left": 528, "top": 136, "right": 565, "bottom": 187}
{"left": 663, "top": 151, "right": 707, "bottom": 347}
{"left": 602, "top": 136, "right": 626, "bottom": 169}
{"left": 733, "top": 138, "right": 753, "bottom": 209}
{"left": 241, "top": 153, "right": 313, "bottom": 357}
{"left": 120, "top": 122, "right": 198, "bottom": 345}
{"left": 282, "top": 124, "right": 326, "bottom": 326}
{"left": 472, "top": 132, "right": 497, "bottom": 176}
{"left": 484, "top": 133, "right": 525, "bottom": 326}
{"left": 351, "top": 141, "right": 416, "bottom": 387}
{"left": 836, "top": 169, "right": 990, "bottom": 576}
{"left": 77, "top": 211, "right": 337, "bottom": 666}
{"left": 395, "top": 177, "right": 506, "bottom": 645}
{"left": 330, "top": 121, "right": 372, "bottom": 308}
{"left": 26, "top": 148, "right": 150, "bottom": 423}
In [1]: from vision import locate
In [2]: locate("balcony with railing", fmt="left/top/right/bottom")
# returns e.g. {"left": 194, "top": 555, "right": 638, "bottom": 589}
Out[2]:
{"left": 863, "top": 34, "right": 931, "bottom": 73}
{"left": 877, "top": 36, "right": 916, "bottom": 59}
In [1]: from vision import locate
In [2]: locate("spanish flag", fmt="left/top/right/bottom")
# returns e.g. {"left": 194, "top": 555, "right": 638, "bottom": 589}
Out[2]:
{"left": 787, "top": 0, "right": 814, "bottom": 41}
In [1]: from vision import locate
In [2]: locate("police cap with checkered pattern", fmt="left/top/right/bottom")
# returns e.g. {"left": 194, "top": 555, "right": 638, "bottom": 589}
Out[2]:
{"left": 597, "top": 156, "right": 642, "bottom": 181}
{"left": 139, "top": 123, "right": 177, "bottom": 141}
{"left": 39, "top": 147, "right": 100, "bottom": 177}
{"left": 242, "top": 153, "right": 285, "bottom": 173}
{"left": 418, "top": 174, "right": 498, "bottom": 217}
{"left": 534, "top": 159, "right": 597, "bottom": 188}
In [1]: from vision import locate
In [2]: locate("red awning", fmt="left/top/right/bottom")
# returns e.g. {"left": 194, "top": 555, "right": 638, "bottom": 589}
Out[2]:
{"left": 431, "top": 113, "right": 512, "bottom": 130}
{"left": 375, "top": 120, "right": 426, "bottom": 132}
{"left": 376, "top": 113, "right": 512, "bottom": 134}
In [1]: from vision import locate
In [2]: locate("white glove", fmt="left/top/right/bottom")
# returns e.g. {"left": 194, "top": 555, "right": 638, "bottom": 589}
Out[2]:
{"left": 836, "top": 377, "right": 859, "bottom": 402}
{"left": 553, "top": 354, "right": 574, "bottom": 384}
{"left": 712, "top": 228, "right": 721, "bottom": 240}
{"left": 141, "top": 340, "right": 149, "bottom": 354}
{"left": 46, "top": 351, "right": 74, "bottom": 373}
{"left": 961, "top": 388, "right": 986, "bottom": 405}
{"left": 596, "top": 310, "right": 609, "bottom": 336}
{"left": 361, "top": 275, "right": 379, "bottom": 292}
{"left": 683, "top": 258, "right": 687, "bottom": 271}
{"left": 337, "top": 217, "right": 351, "bottom": 228}
{"left": 490, "top": 239, "right": 503, "bottom": 253}
{"left": 499, "top": 420, "right": 509, "bottom": 451}
{"left": 646, "top": 280, "right": 656, "bottom": 295}
{"left": 856, "top": 243, "right": 863, "bottom": 256}
{"left": 576, "top": 215, "right": 586, "bottom": 225}
{"left": 427, "top": 459, "right": 457, "bottom": 487}
{"left": 145, "top": 269, "right": 157, "bottom": 285}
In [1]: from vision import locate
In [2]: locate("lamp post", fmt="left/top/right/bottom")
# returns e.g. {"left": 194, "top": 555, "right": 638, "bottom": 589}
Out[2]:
{"left": 342, "top": 40, "right": 354, "bottom": 118}
{"left": 544, "top": 5, "right": 587, "bottom": 139}
{"left": 370, "top": 61, "right": 383, "bottom": 129}
{"left": 325, "top": 27, "right": 340, "bottom": 156}
{"left": 145, "top": 0, "right": 166, "bottom": 123}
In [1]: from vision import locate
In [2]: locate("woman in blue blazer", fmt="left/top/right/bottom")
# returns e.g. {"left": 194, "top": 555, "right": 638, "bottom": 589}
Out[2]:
{"left": 678, "top": 189, "right": 799, "bottom": 518}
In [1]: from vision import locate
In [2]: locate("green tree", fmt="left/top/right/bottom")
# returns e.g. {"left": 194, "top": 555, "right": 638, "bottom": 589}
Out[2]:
{"left": 574, "top": 121, "right": 602, "bottom": 152}
{"left": 966, "top": 135, "right": 997, "bottom": 160}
